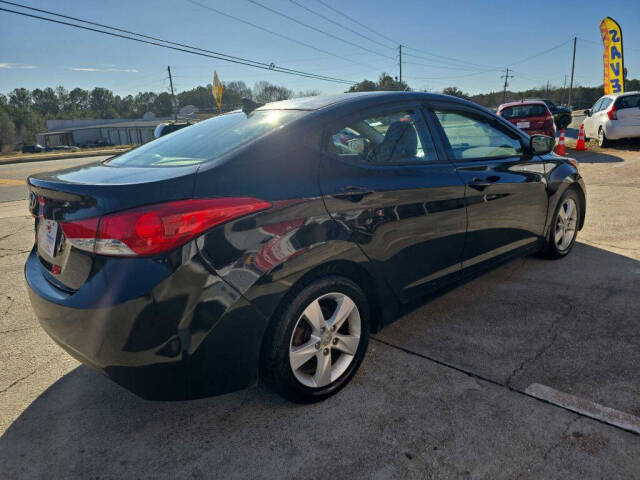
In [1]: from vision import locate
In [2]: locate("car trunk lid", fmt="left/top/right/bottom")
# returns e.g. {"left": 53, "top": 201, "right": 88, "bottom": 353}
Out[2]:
{"left": 28, "top": 161, "right": 198, "bottom": 291}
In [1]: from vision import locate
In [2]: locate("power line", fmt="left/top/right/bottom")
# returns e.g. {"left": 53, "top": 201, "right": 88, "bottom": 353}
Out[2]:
{"left": 506, "top": 38, "right": 572, "bottom": 67}
{"left": 245, "top": 0, "right": 395, "bottom": 61}
{"left": 312, "top": 0, "right": 398, "bottom": 48}
{"left": 403, "top": 60, "right": 499, "bottom": 72}
{"left": 0, "top": 2, "right": 355, "bottom": 85}
{"left": 405, "top": 70, "right": 496, "bottom": 81}
{"left": 287, "top": 0, "right": 394, "bottom": 51}
{"left": 313, "top": 0, "right": 502, "bottom": 71}
{"left": 185, "top": 0, "right": 387, "bottom": 72}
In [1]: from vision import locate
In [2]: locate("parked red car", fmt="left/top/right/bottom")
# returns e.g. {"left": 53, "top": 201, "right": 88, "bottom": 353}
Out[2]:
{"left": 497, "top": 100, "right": 556, "bottom": 138}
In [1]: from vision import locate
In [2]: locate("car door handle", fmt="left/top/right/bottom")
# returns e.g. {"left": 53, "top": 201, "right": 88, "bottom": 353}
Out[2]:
{"left": 332, "top": 186, "right": 373, "bottom": 201}
{"left": 469, "top": 176, "right": 499, "bottom": 190}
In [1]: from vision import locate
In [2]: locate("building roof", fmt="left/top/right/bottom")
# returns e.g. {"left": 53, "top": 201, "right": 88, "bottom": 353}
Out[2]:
{"left": 43, "top": 119, "right": 167, "bottom": 135}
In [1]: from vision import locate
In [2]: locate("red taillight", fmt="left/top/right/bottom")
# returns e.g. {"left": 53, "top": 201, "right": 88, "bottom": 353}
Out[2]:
{"left": 607, "top": 105, "right": 617, "bottom": 120}
{"left": 60, "top": 198, "right": 270, "bottom": 256}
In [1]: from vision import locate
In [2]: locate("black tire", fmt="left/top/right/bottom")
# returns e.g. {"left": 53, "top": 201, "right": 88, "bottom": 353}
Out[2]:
{"left": 261, "top": 275, "right": 370, "bottom": 403}
{"left": 556, "top": 116, "right": 570, "bottom": 130}
{"left": 543, "top": 189, "right": 581, "bottom": 259}
{"left": 598, "top": 127, "right": 610, "bottom": 148}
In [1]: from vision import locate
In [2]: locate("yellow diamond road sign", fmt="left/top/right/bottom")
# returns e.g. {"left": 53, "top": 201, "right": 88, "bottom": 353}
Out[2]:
{"left": 212, "top": 71, "right": 223, "bottom": 111}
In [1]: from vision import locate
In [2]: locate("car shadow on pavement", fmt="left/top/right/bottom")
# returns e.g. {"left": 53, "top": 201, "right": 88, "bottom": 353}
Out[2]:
{"left": 572, "top": 150, "right": 624, "bottom": 163}
{"left": 1, "top": 243, "right": 639, "bottom": 478}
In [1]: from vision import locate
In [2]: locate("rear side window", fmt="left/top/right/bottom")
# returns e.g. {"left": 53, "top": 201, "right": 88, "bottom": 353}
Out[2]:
{"left": 434, "top": 110, "right": 523, "bottom": 160}
{"left": 600, "top": 98, "right": 613, "bottom": 111}
{"left": 615, "top": 94, "right": 640, "bottom": 109}
{"left": 500, "top": 104, "right": 548, "bottom": 118}
{"left": 328, "top": 110, "right": 437, "bottom": 164}
{"left": 107, "top": 110, "right": 304, "bottom": 167}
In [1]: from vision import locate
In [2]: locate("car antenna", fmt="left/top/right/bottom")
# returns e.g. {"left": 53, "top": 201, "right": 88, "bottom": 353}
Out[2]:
{"left": 242, "top": 98, "right": 264, "bottom": 115}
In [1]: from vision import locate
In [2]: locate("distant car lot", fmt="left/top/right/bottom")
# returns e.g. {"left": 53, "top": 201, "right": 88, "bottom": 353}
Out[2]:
{"left": 1, "top": 146, "right": 640, "bottom": 477}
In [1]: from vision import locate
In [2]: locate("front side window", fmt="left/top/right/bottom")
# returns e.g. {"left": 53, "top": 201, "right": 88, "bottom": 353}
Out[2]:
{"left": 107, "top": 110, "right": 305, "bottom": 167}
{"left": 434, "top": 110, "right": 523, "bottom": 160}
{"left": 591, "top": 98, "right": 605, "bottom": 112}
{"left": 328, "top": 110, "right": 437, "bottom": 164}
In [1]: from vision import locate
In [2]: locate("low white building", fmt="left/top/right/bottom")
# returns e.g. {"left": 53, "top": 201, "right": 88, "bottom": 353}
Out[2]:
{"left": 36, "top": 118, "right": 169, "bottom": 148}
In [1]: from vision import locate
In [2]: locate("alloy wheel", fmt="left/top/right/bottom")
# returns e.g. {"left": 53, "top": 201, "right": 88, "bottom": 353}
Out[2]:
{"left": 289, "top": 292, "right": 361, "bottom": 388}
{"left": 554, "top": 198, "right": 578, "bottom": 251}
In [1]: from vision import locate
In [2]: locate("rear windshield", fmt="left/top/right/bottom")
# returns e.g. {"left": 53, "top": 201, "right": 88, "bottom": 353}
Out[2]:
{"left": 106, "top": 110, "right": 305, "bottom": 167}
{"left": 615, "top": 94, "right": 640, "bottom": 110}
{"left": 500, "top": 104, "right": 547, "bottom": 119}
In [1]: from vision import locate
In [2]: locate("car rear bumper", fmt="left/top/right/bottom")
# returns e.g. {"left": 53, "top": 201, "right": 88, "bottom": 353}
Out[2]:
{"left": 604, "top": 122, "right": 640, "bottom": 140}
{"left": 527, "top": 129, "right": 556, "bottom": 138}
{"left": 25, "top": 247, "right": 268, "bottom": 400}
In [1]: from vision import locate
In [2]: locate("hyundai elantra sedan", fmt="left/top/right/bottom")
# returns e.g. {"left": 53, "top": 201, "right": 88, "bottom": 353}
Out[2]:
{"left": 26, "top": 92, "right": 585, "bottom": 403}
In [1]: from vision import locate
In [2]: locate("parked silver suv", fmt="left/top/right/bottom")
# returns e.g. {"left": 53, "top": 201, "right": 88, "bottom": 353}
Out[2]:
{"left": 582, "top": 91, "right": 640, "bottom": 147}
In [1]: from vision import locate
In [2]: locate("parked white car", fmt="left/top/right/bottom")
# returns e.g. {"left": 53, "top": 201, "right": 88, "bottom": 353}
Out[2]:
{"left": 582, "top": 91, "right": 640, "bottom": 147}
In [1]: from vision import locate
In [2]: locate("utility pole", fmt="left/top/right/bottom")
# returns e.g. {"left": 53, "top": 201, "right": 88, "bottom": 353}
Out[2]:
{"left": 561, "top": 75, "right": 567, "bottom": 105}
{"left": 568, "top": 37, "right": 576, "bottom": 110}
{"left": 167, "top": 65, "right": 177, "bottom": 121}
{"left": 501, "top": 68, "right": 514, "bottom": 103}
{"left": 398, "top": 44, "right": 403, "bottom": 86}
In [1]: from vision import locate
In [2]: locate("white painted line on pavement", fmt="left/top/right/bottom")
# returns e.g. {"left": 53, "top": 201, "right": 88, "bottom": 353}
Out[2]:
{"left": 525, "top": 383, "right": 640, "bottom": 435}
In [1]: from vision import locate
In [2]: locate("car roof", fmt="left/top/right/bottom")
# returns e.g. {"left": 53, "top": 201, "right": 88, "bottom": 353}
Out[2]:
{"left": 256, "top": 91, "right": 477, "bottom": 111}
{"left": 600, "top": 91, "right": 640, "bottom": 100}
{"left": 498, "top": 100, "right": 547, "bottom": 109}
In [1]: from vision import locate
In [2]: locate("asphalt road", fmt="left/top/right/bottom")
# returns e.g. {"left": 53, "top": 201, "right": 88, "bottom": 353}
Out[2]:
{"left": 0, "top": 156, "right": 109, "bottom": 203}
{"left": 1, "top": 147, "right": 639, "bottom": 479}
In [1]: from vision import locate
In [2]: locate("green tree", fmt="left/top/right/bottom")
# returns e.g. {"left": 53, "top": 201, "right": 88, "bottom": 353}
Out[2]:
{"left": 252, "top": 81, "right": 293, "bottom": 103}
{"left": 32, "top": 87, "right": 59, "bottom": 116}
{"left": 89, "top": 87, "right": 117, "bottom": 117}
{"left": 68, "top": 88, "right": 90, "bottom": 113}
{"left": 153, "top": 92, "right": 174, "bottom": 117}
{"left": 347, "top": 73, "right": 409, "bottom": 92}
{"left": 347, "top": 79, "right": 376, "bottom": 92}
{"left": 442, "top": 87, "right": 469, "bottom": 99}
{"left": 8, "top": 88, "right": 31, "bottom": 111}
{"left": 0, "top": 110, "right": 16, "bottom": 152}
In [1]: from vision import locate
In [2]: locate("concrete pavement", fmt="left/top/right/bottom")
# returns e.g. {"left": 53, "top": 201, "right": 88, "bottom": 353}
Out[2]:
{"left": 1, "top": 147, "right": 639, "bottom": 478}
{"left": 0, "top": 156, "right": 109, "bottom": 203}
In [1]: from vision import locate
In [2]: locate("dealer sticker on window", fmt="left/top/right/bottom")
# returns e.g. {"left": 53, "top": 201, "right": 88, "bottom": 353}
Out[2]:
{"left": 41, "top": 219, "right": 58, "bottom": 258}
{"left": 516, "top": 121, "right": 530, "bottom": 129}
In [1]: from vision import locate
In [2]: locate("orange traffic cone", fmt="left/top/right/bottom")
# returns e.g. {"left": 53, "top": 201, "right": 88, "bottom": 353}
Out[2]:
{"left": 556, "top": 129, "right": 566, "bottom": 156}
{"left": 575, "top": 124, "right": 587, "bottom": 151}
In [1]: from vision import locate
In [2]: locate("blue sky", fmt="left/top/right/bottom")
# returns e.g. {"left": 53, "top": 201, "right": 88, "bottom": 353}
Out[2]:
{"left": 1, "top": 0, "right": 639, "bottom": 97}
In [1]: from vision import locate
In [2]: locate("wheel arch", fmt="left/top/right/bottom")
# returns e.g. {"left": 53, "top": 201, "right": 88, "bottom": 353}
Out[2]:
{"left": 567, "top": 182, "right": 586, "bottom": 230}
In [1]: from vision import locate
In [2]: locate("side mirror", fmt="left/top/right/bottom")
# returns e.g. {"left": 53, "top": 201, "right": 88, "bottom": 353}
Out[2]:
{"left": 585, "top": 109, "right": 591, "bottom": 117}
{"left": 530, "top": 135, "right": 555, "bottom": 155}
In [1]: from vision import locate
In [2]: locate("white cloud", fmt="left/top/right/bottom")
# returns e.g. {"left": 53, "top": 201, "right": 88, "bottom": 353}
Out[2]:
{"left": 70, "top": 67, "right": 139, "bottom": 73}
{"left": 0, "top": 62, "right": 38, "bottom": 69}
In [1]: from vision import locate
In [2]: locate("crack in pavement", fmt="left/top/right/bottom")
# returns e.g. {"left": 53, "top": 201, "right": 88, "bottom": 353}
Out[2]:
{"left": 371, "top": 332, "right": 638, "bottom": 437}
{"left": 505, "top": 302, "right": 575, "bottom": 388}
{"left": 0, "top": 368, "right": 38, "bottom": 395}
{"left": 0, "top": 225, "right": 30, "bottom": 242}
{"left": 0, "top": 250, "right": 30, "bottom": 258}
{"left": 0, "top": 325, "right": 37, "bottom": 335}
{"left": 517, "top": 415, "right": 581, "bottom": 479}
{"left": 0, "top": 296, "right": 15, "bottom": 321}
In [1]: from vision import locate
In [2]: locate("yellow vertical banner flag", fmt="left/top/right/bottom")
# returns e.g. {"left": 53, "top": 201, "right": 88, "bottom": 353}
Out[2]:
{"left": 212, "top": 71, "right": 223, "bottom": 112}
{"left": 600, "top": 17, "right": 624, "bottom": 95}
